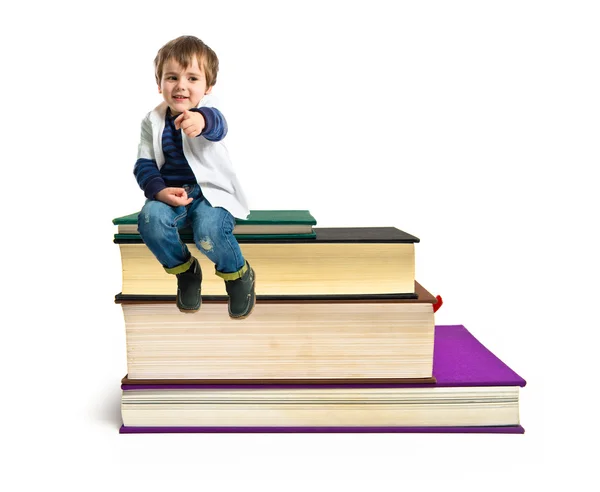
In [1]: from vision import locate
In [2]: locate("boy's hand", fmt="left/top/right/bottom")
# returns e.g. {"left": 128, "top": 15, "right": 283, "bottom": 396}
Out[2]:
{"left": 174, "top": 110, "right": 205, "bottom": 137}
{"left": 155, "top": 187, "right": 193, "bottom": 207}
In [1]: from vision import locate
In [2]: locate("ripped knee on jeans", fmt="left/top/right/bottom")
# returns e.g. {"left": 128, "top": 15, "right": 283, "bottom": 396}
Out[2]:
{"left": 197, "top": 236, "right": 214, "bottom": 252}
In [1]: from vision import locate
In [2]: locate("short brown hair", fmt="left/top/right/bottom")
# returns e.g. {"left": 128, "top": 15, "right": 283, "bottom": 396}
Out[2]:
{"left": 154, "top": 36, "right": 219, "bottom": 87}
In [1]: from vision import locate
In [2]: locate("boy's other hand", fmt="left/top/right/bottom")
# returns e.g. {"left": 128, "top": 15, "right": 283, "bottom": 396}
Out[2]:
{"left": 174, "top": 110, "right": 205, "bottom": 137}
{"left": 155, "top": 187, "right": 193, "bottom": 207}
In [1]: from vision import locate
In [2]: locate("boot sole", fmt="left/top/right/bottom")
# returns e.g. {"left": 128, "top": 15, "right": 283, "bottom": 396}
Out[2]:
{"left": 178, "top": 306, "right": 201, "bottom": 314}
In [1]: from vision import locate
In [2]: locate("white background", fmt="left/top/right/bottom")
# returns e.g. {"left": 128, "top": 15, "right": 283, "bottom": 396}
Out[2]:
{"left": 1, "top": 0, "right": 598, "bottom": 490}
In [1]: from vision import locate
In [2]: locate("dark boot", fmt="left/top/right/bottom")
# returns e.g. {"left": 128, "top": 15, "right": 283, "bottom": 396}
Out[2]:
{"left": 176, "top": 257, "right": 202, "bottom": 313}
{"left": 224, "top": 262, "right": 256, "bottom": 319}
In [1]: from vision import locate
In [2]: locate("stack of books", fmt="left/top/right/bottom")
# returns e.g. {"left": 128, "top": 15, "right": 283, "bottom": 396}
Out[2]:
{"left": 113, "top": 210, "right": 526, "bottom": 433}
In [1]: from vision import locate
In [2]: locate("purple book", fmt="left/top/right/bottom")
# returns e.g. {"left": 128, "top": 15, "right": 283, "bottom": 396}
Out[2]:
{"left": 120, "top": 325, "right": 526, "bottom": 434}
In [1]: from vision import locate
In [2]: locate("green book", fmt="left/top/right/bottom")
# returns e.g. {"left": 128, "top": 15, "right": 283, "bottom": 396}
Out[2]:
{"left": 113, "top": 210, "right": 317, "bottom": 238}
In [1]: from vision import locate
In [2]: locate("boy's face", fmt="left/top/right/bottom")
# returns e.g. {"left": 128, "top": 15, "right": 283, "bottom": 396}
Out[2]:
{"left": 159, "top": 57, "right": 212, "bottom": 115}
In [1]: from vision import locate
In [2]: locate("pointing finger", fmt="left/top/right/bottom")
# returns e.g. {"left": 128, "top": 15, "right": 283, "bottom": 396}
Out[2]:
{"left": 174, "top": 113, "right": 183, "bottom": 129}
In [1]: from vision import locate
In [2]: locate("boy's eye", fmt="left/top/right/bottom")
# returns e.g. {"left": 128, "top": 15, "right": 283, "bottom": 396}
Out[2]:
{"left": 190, "top": 77, "right": 198, "bottom": 82}
{"left": 167, "top": 76, "right": 177, "bottom": 81}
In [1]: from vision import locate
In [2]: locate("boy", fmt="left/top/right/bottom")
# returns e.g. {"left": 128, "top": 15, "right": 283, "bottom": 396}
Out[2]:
{"left": 134, "top": 35, "right": 256, "bottom": 319}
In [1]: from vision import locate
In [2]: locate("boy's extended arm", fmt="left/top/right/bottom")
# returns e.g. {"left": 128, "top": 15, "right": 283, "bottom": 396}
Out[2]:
{"left": 191, "top": 107, "right": 228, "bottom": 141}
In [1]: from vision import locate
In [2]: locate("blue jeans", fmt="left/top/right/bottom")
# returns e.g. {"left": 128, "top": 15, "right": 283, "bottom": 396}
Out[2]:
{"left": 137, "top": 184, "right": 246, "bottom": 278}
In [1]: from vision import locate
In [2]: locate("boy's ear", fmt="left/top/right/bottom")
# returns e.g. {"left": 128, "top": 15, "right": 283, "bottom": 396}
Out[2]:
{"left": 205, "top": 86, "right": 213, "bottom": 95}
{"left": 158, "top": 85, "right": 162, "bottom": 94}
